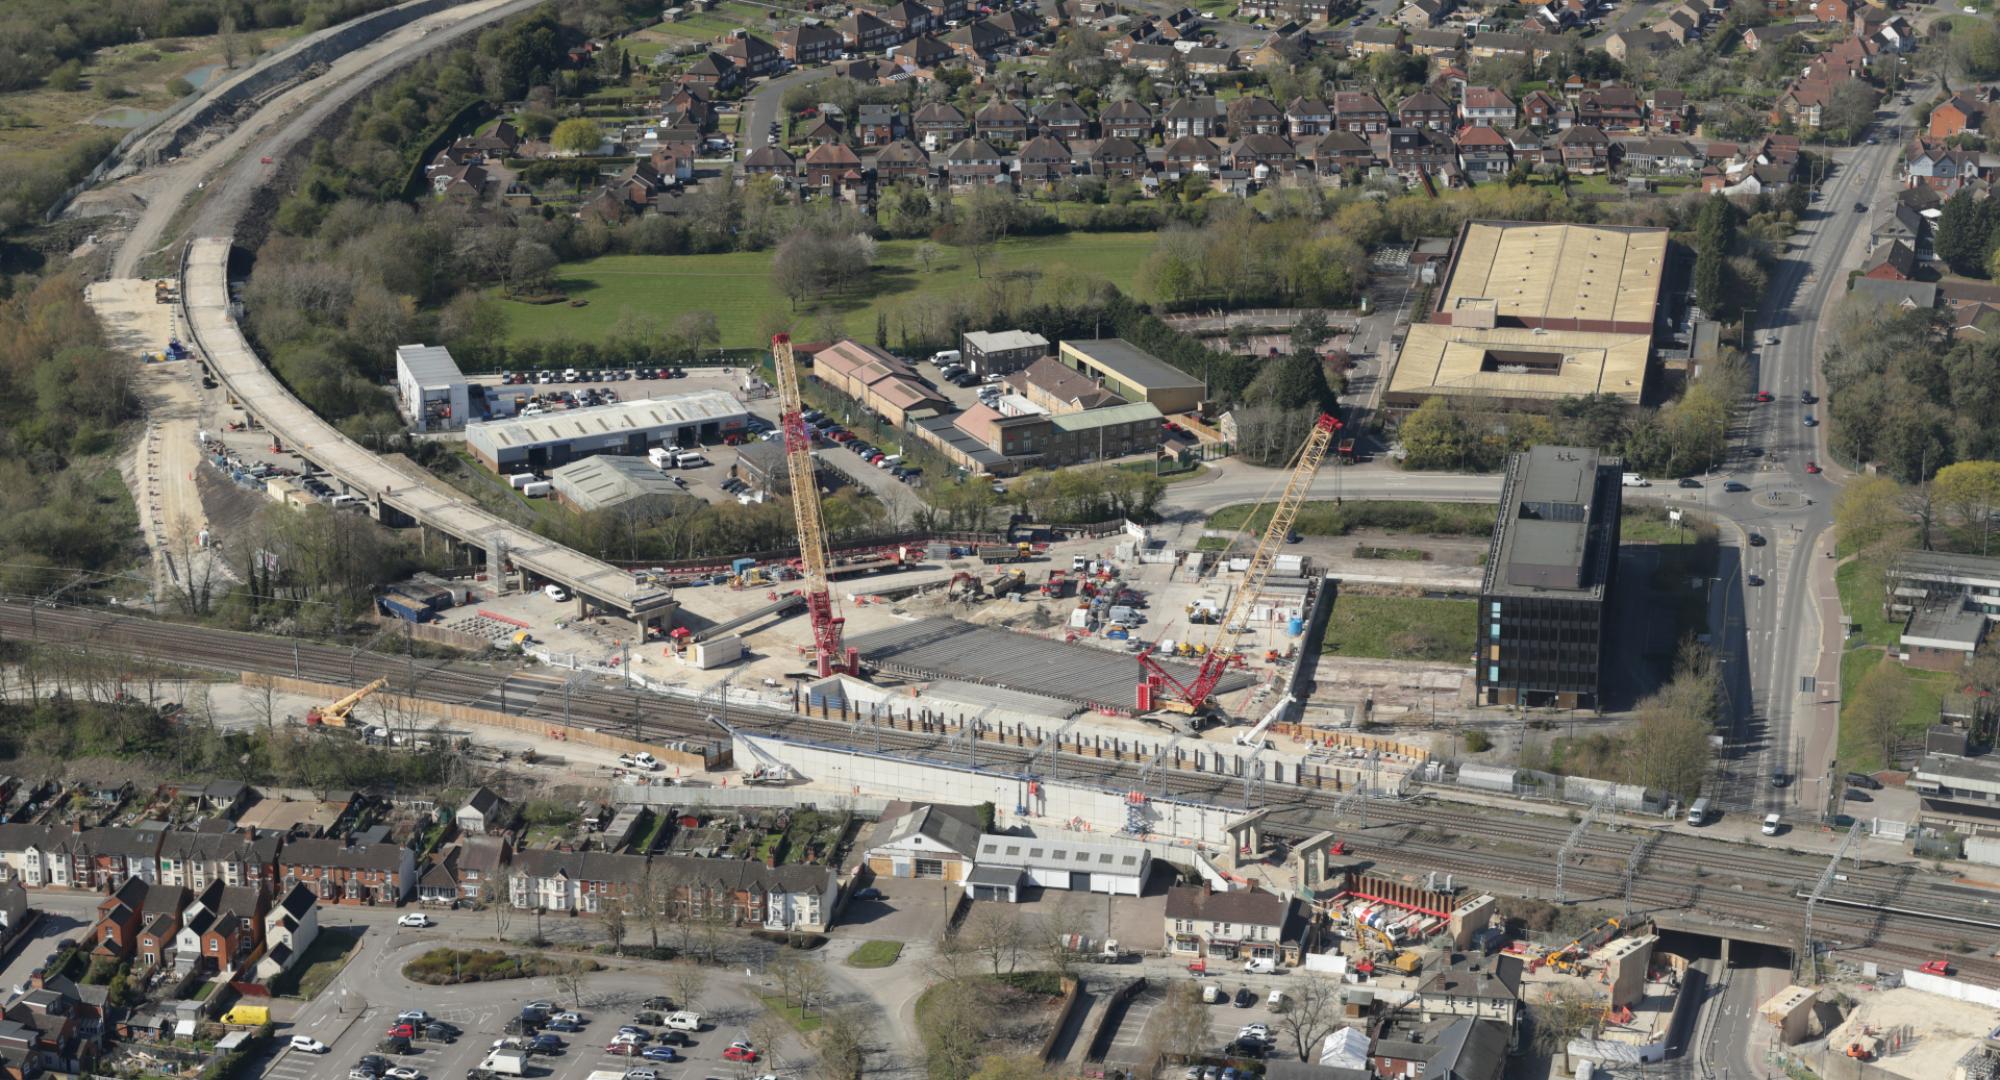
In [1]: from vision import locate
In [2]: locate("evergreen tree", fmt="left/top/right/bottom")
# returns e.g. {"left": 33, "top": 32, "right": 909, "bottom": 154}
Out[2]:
{"left": 1694, "top": 251, "right": 1725, "bottom": 315}
{"left": 1936, "top": 190, "right": 1988, "bottom": 276}
{"left": 1269, "top": 347, "right": 1338, "bottom": 415}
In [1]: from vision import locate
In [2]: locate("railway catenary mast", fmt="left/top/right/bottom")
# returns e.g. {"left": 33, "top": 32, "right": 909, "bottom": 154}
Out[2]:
{"left": 1136, "top": 413, "right": 1340, "bottom": 715}
{"left": 770, "top": 334, "right": 857, "bottom": 677}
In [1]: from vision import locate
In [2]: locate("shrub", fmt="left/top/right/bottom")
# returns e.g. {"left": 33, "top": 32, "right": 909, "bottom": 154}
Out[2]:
{"left": 401, "top": 948, "right": 595, "bottom": 984}
{"left": 1463, "top": 730, "right": 1493, "bottom": 753}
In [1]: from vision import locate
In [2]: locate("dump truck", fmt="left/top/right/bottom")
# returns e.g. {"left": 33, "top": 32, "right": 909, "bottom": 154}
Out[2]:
{"left": 1041, "top": 569, "right": 1068, "bottom": 598}
{"left": 978, "top": 543, "right": 1032, "bottom": 564}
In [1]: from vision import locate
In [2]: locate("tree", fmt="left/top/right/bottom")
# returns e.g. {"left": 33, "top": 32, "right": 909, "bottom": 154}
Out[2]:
{"left": 917, "top": 977, "right": 986, "bottom": 1080}
{"left": 915, "top": 241, "right": 942, "bottom": 272}
{"left": 553, "top": 958, "right": 589, "bottom": 1007}
{"left": 953, "top": 188, "right": 1014, "bottom": 277}
{"left": 1273, "top": 972, "right": 1342, "bottom": 1061}
{"left": 1627, "top": 640, "right": 1720, "bottom": 801}
{"left": 1038, "top": 896, "right": 1089, "bottom": 980}
{"left": 669, "top": 964, "right": 707, "bottom": 1011}
{"left": 1149, "top": 980, "right": 1211, "bottom": 1065}
{"left": 1398, "top": 396, "right": 1471, "bottom": 470}
{"left": 1532, "top": 984, "right": 1606, "bottom": 1072}
{"left": 814, "top": 1008, "right": 867, "bottom": 1080}
{"left": 507, "top": 240, "right": 558, "bottom": 296}
{"left": 1935, "top": 190, "right": 1992, "bottom": 277}
{"left": 1267, "top": 347, "right": 1338, "bottom": 415}
{"left": 962, "top": 904, "right": 1026, "bottom": 975}
{"left": 603, "top": 900, "right": 628, "bottom": 955}
{"left": 1833, "top": 474, "right": 1910, "bottom": 555}
{"left": 1847, "top": 656, "right": 1910, "bottom": 769}
{"left": 552, "top": 117, "right": 605, "bottom": 157}
{"left": 1825, "top": 80, "right": 1880, "bottom": 143}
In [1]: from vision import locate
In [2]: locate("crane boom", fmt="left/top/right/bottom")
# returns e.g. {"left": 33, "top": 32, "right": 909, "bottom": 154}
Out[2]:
{"left": 770, "top": 334, "right": 855, "bottom": 677}
{"left": 1138, "top": 413, "right": 1340, "bottom": 714}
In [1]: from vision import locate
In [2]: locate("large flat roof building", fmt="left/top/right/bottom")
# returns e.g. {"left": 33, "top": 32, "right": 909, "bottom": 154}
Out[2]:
{"left": 1058, "top": 338, "right": 1205, "bottom": 415}
{"left": 465, "top": 391, "right": 748, "bottom": 472}
{"left": 1477, "top": 446, "right": 1622, "bottom": 711}
{"left": 1389, "top": 221, "right": 1670, "bottom": 411}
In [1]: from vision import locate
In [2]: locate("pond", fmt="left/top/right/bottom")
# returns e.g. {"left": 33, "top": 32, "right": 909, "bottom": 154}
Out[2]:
{"left": 90, "top": 106, "right": 160, "bottom": 129}
{"left": 183, "top": 63, "right": 222, "bottom": 90}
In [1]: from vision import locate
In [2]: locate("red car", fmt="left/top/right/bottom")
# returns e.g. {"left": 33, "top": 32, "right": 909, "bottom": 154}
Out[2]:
{"left": 1804, "top": 461, "right": 1821, "bottom": 474}
{"left": 1922, "top": 959, "right": 1953, "bottom": 975}
{"left": 605, "top": 1042, "right": 640, "bottom": 1056}
{"left": 723, "top": 1046, "right": 759, "bottom": 1063}
{"left": 385, "top": 1024, "right": 415, "bottom": 1039}
{"left": 1754, "top": 391, "right": 1773, "bottom": 403}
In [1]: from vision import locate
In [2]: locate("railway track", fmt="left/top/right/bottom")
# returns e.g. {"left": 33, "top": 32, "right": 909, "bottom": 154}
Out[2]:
{"left": 10, "top": 601, "right": 1999, "bottom": 981}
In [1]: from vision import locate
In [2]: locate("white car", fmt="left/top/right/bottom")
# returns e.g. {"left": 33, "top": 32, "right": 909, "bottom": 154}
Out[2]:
{"left": 397, "top": 1010, "right": 432, "bottom": 1025}
{"left": 551, "top": 1012, "right": 585, "bottom": 1026}
{"left": 288, "top": 1036, "right": 328, "bottom": 1053}
{"left": 611, "top": 1032, "right": 645, "bottom": 1045}
{"left": 397, "top": 913, "right": 431, "bottom": 928}
{"left": 632, "top": 751, "right": 661, "bottom": 769}
{"left": 386, "top": 1069, "right": 423, "bottom": 1080}
{"left": 1240, "top": 1023, "right": 1270, "bottom": 1040}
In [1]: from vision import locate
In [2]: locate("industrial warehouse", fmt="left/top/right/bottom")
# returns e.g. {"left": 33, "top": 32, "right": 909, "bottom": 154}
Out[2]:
{"left": 1386, "top": 221, "right": 1670, "bottom": 411}
{"left": 465, "top": 390, "right": 749, "bottom": 471}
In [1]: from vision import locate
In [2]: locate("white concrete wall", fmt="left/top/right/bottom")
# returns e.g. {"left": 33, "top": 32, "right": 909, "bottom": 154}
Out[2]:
{"left": 1903, "top": 968, "right": 2000, "bottom": 1009}
{"left": 736, "top": 733, "right": 1242, "bottom": 852}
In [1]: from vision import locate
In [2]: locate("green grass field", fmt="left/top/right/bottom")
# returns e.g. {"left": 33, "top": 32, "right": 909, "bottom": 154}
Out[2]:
{"left": 1838, "top": 649, "right": 1954, "bottom": 772}
{"left": 1836, "top": 553, "right": 1897, "bottom": 649}
{"left": 845, "top": 940, "right": 903, "bottom": 968}
{"left": 1211, "top": 500, "right": 1497, "bottom": 538}
{"left": 1323, "top": 594, "right": 1476, "bottom": 663}
{"left": 497, "top": 233, "right": 1158, "bottom": 350}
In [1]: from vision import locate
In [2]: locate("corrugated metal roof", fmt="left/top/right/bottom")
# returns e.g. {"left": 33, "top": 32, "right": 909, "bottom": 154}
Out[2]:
{"left": 469, "top": 391, "right": 745, "bottom": 449}
{"left": 1060, "top": 339, "right": 1204, "bottom": 392}
{"left": 548, "top": 456, "right": 684, "bottom": 512}
{"left": 396, "top": 344, "right": 464, "bottom": 387}
{"left": 1051, "top": 401, "right": 1165, "bottom": 432}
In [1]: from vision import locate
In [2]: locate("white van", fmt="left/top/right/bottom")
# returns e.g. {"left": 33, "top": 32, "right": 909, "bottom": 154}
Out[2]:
{"left": 1244, "top": 957, "right": 1276, "bottom": 974}
{"left": 1762, "top": 813, "right": 1783, "bottom": 836}
{"left": 664, "top": 1011, "right": 702, "bottom": 1032}
{"left": 673, "top": 451, "right": 707, "bottom": 468}
{"left": 1686, "top": 797, "right": 1712, "bottom": 826}
{"left": 1621, "top": 472, "right": 1650, "bottom": 488}
{"left": 930, "top": 349, "right": 962, "bottom": 366}
{"left": 544, "top": 584, "right": 570, "bottom": 602}
{"left": 648, "top": 447, "right": 673, "bottom": 468}
{"left": 878, "top": 454, "right": 902, "bottom": 469}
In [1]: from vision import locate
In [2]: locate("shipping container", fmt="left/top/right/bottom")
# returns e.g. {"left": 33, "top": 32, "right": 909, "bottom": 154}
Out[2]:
{"left": 692, "top": 636, "right": 744, "bottom": 668}
{"left": 521, "top": 481, "right": 552, "bottom": 498}
{"left": 508, "top": 472, "right": 536, "bottom": 490}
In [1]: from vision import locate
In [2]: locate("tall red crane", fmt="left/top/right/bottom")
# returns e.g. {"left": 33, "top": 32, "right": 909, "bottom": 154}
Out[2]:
{"left": 771, "top": 334, "right": 856, "bottom": 677}
{"left": 1137, "top": 413, "right": 1341, "bottom": 715}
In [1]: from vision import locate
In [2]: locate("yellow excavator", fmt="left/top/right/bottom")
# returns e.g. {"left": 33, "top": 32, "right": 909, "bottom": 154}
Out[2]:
{"left": 305, "top": 678, "right": 387, "bottom": 727}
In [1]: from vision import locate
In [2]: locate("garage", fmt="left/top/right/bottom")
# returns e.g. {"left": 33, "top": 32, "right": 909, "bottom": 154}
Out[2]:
{"left": 915, "top": 858, "right": 947, "bottom": 879}
{"left": 970, "top": 835, "right": 1152, "bottom": 897}
{"left": 965, "top": 865, "right": 1023, "bottom": 903}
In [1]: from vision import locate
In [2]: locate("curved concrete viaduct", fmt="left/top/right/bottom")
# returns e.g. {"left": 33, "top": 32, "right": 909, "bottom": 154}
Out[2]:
{"left": 161, "top": 0, "right": 675, "bottom": 631}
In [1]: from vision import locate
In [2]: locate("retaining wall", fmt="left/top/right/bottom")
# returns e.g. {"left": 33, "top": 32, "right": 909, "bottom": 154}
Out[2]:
{"left": 736, "top": 733, "right": 1240, "bottom": 849}
{"left": 238, "top": 672, "right": 719, "bottom": 769}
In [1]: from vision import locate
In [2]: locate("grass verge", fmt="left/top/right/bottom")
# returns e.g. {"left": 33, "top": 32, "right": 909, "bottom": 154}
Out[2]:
{"left": 845, "top": 940, "right": 903, "bottom": 969}
{"left": 1210, "top": 499, "right": 1497, "bottom": 538}
{"left": 269, "top": 926, "right": 363, "bottom": 999}
{"left": 1835, "top": 552, "right": 1897, "bottom": 649}
{"left": 757, "top": 992, "right": 825, "bottom": 1033}
{"left": 1323, "top": 594, "right": 1476, "bottom": 662}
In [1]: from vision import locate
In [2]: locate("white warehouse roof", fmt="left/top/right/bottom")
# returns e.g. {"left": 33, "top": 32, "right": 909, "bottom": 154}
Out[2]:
{"left": 468, "top": 391, "right": 746, "bottom": 450}
{"left": 974, "top": 834, "right": 1150, "bottom": 876}
{"left": 395, "top": 343, "right": 464, "bottom": 387}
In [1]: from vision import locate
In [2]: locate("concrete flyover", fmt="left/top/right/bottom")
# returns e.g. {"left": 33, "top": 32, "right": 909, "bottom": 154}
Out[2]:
{"left": 180, "top": 238, "right": 673, "bottom": 630}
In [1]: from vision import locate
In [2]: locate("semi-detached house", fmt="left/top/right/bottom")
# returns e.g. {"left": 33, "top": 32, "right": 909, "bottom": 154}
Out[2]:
{"left": 510, "top": 850, "right": 839, "bottom": 933}
{"left": 1164, "top": 884, "right": 1308, "bottom": 965}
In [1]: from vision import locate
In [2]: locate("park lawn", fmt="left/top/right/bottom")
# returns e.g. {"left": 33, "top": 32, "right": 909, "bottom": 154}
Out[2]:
{"left": 1323, "top": 594, "right": 1477, "bottom": 663}
{"left": 846, "top": 940, "right": 903, "bottom": 968}
{"left": 498, "top": 233, "right": 1158, "bottom": 350}
{"left": 1837, "top": 650, "right": 1955, "bottom": 773}
{"left": 269, "top": 926, "right": 363, "bottom": 999}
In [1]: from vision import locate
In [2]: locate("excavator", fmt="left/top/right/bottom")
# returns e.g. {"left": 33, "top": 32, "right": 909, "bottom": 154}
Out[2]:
{"left": 305, "top": 678, "right": 387, "bottom": 727}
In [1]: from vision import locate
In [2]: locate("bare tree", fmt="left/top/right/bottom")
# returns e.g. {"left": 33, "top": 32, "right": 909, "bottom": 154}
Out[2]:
{"left": 813, "top": 1007, "right": 866, "bottom": 1080}
{"left": 1532, "top": 984, "right": 1606, "bottom": 1072}
{"left": 1038, "top": 896, "right": 1089, "bottom": 980}
{"left": 770, "top": 953, "right": 806, "bottom": 1006}
{"left": 482, "top": 875, "right": 515, "bottom": 939}
{"left": 603, "top": 900, "right": 628, "bottom": 956}
{"left": 1273, "top": 972, "right": 1343, "bottom": 1062}
{"left": 1150, "top": 979, "right": 1211, "bottom": 1066}
{"left": 794, "top": 958, "right": 830, "bottom": 1019}
{"left": 553, "top": 958, "right": 589, "bottom": 1008}
{"left": 668, "top": 965, "right": 707, "bottom": 1011}
{"left": 963, "top": 904, "right": 1026, "bottom": 975}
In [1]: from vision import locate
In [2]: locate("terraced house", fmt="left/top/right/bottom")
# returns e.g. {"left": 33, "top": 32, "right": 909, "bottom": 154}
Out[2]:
{"left": 277, "top": 835, "right": 416, "bottom": 905}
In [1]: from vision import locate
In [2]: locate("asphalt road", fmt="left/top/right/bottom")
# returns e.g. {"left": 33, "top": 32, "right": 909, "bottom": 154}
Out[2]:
{"left": 1716, "top": 100, "right": 1918, "bottom": 818}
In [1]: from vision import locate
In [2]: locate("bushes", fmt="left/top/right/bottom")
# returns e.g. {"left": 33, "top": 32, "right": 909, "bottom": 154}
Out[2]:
{"left": 402, "top": 948, "right": 592, "bottom": 984}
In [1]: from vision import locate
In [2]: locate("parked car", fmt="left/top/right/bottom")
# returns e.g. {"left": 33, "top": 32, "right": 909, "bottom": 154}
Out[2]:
{"left": 605, "top": 1042, "right": 640, "bottom": 1056}
{"left": 1846, "top": 772, "right": 1883, "bottom": 790}
{"left": 641, "top": 1046, "right": 682, "bottom": 1062}
{"left": 290, "top": 1037, "right": 328, "bottom": 1054}
{"left": 724, "top": 1045, "right": 760, "bottom": 1063}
